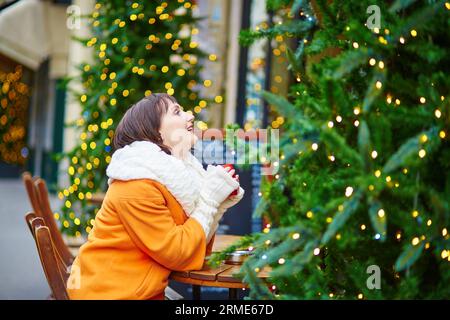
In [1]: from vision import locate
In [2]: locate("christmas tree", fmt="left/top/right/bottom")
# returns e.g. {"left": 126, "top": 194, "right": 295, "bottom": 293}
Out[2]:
{"left": 58, "top": 0, "right": 210, "bottom": 237}
{"left": 210, "top": 0, "right": 449, "bottom": 299}
{"left": 0, "top": 66, "right": 29, "bottom": 166}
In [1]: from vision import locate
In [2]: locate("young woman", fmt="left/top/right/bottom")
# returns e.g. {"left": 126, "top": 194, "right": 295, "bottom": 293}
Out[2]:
{"left": 67, "top": 93, "right": 244, "bottom": 300}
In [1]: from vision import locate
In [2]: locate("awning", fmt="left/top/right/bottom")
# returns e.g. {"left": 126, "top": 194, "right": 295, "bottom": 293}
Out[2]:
{"left": 0, "top": 0, "right": 69, "bottom": 78}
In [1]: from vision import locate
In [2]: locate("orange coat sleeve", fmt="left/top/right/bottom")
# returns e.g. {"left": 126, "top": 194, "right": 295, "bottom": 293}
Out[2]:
{"left": 116, "top": 185, "right": 208, "bottom": 272}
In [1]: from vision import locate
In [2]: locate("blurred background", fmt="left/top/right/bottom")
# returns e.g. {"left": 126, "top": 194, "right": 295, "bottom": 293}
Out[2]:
{"left": 0, "top": 0, "right": 288, "bottom": 299}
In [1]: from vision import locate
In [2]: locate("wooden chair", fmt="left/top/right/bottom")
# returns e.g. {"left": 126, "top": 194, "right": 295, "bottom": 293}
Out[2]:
{"left": 22, "top": 172, "right": 43, "bottom": 216}
{"left": 25, "top": 212, "right": 37, "bottom": 235}
{"left": 26, "top": 213, "right": 69, "bottom": 300}
{"left": 22, "top": 172, "right": 74, "bottom": 267}
{"left": 25, "top": 214, "right": 71, "bottom": 283}
{"left": 34, "top": 178, "right": 74, "bottom": 267}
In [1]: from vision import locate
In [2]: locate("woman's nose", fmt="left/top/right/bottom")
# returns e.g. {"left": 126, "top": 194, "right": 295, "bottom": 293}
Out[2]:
{"left": 185, "top": 111, "right": 194, "bottom": 122}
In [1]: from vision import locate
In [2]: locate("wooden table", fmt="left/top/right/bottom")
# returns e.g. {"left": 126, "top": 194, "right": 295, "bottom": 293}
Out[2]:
{"left": 169, "top": 235, "right": 271, "bottom": 300}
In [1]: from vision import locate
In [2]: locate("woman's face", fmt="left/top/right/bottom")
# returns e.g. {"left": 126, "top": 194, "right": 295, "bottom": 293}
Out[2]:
{"left": 159, "top": 101, "right": 197, "bottom": 157}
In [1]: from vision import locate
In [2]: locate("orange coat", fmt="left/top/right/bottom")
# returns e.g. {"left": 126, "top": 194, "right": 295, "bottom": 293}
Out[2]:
{"left": 67, "top": 179, "right": 215, "bottom": 300}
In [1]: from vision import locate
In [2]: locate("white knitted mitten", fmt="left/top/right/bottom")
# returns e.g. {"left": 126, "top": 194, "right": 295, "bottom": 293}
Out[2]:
{"left": 207, "top": 186, "right": 245, "bottom": 242}
{"left": 190, "top": 165, "right": 239, "bottom": 241}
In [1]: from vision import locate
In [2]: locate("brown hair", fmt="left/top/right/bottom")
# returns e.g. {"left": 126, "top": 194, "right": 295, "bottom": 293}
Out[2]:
{"left": 113, "top": 93, "right": 177, "bottom": 154}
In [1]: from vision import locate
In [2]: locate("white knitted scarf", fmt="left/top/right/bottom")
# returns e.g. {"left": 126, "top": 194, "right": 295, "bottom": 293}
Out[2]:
{"left": 106, "top": 140, "right": 206, "bottom": 216}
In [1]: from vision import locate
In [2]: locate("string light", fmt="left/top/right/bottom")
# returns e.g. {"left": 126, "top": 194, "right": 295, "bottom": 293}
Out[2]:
{"left": 399, "top": 37, "right": 405, "bottom": 44}
{"left": 371, "top": 150, "right": 378, "bottom": 159}
{"left": 375, "top": 81, "right": 382, "bottom": 89}
{"left": 418, "top": 149, "right": 426, "bottom": 158}
{"left": 378, "top": 36, "right": 388, "bottom": 44}
{"left": 435, "top": 109, "right": 442, "bottom": 118}
{"left": 345, "top": 186, "right": 354, "bottom": 197}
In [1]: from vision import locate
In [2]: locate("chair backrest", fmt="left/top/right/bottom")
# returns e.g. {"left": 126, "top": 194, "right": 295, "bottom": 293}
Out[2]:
{"left": 31, "top": 217, "right": 70, "bottom": 300}
{"left": 25, "top": 212, "right": 37, "bottom": 235}
{"left": 22, "top": 172, "right": 44, "bottom": 217}
{"left": 34, "top": 178, "right": 74, "bottom": 267}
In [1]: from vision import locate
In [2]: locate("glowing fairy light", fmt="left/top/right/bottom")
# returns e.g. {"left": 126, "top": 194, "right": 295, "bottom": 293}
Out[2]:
{"left": 345, "top": 186, "right": 354, "bottom": 197}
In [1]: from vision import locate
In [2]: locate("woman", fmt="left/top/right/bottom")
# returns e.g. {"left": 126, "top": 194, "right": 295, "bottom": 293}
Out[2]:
{"left": 67, "top": 93, "right": 244, "bottom": 300}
